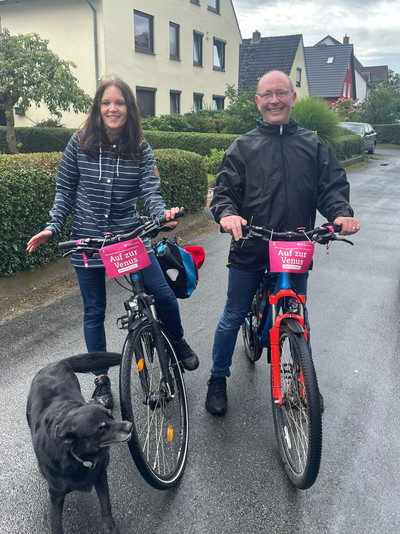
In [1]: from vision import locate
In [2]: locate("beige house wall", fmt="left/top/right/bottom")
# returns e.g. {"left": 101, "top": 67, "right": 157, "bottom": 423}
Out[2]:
{"left": 289, "top": 37, "right": 309, "bottom": 100}
{"left": 0, "top": 0, "right": 241, "bottom": 127}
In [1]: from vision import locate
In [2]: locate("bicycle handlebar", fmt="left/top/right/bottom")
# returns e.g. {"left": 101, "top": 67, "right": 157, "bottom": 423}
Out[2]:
{"left": 243, "top": 223, "right": 353, "bottom": 245}
{"left": 58, "top": 209, "right": 185, "bottom": 253}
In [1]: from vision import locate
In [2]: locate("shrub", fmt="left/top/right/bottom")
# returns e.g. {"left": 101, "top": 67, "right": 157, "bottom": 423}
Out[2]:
{"left": 154, "top": 149, "right": 208, "bottom": 213}
{"left": 0, "top": 126, "right": 74, "bottom": 154}
{"left": 0, "top": 152, "right": 71, "bottom": 276}
{"left": 330, "top": 130, "right": 363, "bottom": 160}
{"left": 0, "top": 149, "right": 208, "bottom": 276}
{"left": 141, "top": 114, "right": 193, "bottom": 132}
{"left": 331, "top": 98, "right": 363, "bottom": 122}
{"left": 291, "top": 96, "right": 340, "bottom": 146}
{"left": 221, "top": 85, "right": 260, "bottom": 135}
{"left": 183, "top": 111, "right": 217, "bottom": 133}
{"left": 372, "top": 124, "right": 400, "bottom": 145}
{"left": 144, "top": 130, "right": 237, "bottom": 156}
{"left": 203, "top": 148, "right": 225, "bottom": 174}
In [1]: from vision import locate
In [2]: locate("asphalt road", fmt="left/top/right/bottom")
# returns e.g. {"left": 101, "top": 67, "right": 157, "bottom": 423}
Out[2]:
{"left": 1, "top": 148, "right": 400, "bottom": 534}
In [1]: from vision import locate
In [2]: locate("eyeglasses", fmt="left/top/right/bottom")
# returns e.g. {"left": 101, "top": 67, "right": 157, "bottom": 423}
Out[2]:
{"left": 256, "top": 91, "right": 293, "bottom": 101}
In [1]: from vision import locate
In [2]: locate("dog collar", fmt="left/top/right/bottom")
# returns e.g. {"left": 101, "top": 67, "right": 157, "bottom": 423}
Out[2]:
{"left": 70, "top": 450, "right": 97, "bottom": 469}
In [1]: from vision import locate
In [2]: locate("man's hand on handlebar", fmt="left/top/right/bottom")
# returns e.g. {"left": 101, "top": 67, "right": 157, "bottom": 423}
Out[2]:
{"left": 163, "top": 206, "right": 184, "bottom": 229}
{"left": 333, "top": 216, "right": 360, "bottom": 236}
{"left": 220, "top": 215, "right": 248, "bottom": 241}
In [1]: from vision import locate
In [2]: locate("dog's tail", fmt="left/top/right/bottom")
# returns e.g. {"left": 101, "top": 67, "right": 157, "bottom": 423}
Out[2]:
{"left": 61, "top": 352, "right": 122, "bottom": 373}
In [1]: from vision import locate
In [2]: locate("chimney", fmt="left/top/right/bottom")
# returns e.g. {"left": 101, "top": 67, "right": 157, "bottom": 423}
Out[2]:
{"left": 252, "top": 30, "right": 261, "bottom": 43}
{"left": 343, "top": 35, "right": 350, "bottom": 44}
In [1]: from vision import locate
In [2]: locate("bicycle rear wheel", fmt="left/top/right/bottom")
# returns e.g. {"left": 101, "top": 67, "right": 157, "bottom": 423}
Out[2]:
{"left": 242, "top": 298, "right": 263, "bottom": 362}
{"left": 271, "top": 323, "right": 322, "bottom": 489}
{"left": 120, "top": 322, "right": 189, "bottom": 489}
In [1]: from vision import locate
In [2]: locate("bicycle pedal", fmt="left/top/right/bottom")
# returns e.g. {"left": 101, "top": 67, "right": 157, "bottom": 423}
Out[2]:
{"left": 117, "top": 314, "right": 129, "bottom": 330}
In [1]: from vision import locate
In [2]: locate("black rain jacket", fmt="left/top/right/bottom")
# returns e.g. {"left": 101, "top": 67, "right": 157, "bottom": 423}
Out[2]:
{"left": 210, "top": 118, "right": 354, "bottom": 271}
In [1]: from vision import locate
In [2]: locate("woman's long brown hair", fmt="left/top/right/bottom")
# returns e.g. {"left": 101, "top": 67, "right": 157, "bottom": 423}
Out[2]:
{"left": 78, "top": 76, "right": 144, "bottom": 160}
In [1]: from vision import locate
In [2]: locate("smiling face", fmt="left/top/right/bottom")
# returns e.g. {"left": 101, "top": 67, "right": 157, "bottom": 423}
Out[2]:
{"left": 100, "top": 85, "right": 128, "bottom": 140}
{"left": 255, "top": 71, "right": 296, "bottom": 125}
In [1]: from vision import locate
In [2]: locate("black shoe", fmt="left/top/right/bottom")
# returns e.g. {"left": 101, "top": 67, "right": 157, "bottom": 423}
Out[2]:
{"left": 92, "top": 375, "right": 113, "bottom": 410}
{"left": 205, "top": 376, "right": 227, "bottom": 416}
{"left": 172, "top": 338, "right": 199, "bottom": 371}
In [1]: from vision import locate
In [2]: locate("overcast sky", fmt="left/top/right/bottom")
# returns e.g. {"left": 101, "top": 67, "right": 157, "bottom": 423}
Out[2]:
{"left": 232, "top": 0, "right": 400, "bottom": 74}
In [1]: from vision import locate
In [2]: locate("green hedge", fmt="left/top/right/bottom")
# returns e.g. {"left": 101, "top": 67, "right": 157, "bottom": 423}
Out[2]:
{"left": 0, "top": 126, "right": 75, "bottom": 154}
{"left": 143, "top": 130, "right": 237, "bottom": 156}
{"left": 331, "top": 131, "right": 363, "bottom": 160}
{"left": 0, "top": 149, "right": 207, "bottom": 277}
{"left": 372, "top": 124, "right": 400, "bottom": 145}
{"left": 0, "top": 152, "right": 72, "bottom": 276}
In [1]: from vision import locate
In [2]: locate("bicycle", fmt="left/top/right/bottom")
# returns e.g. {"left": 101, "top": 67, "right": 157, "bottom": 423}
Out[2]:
{"left": 241, "top": 223, "right": 353, "bottom": 489}
{"left": 58, "top": 211, "right": 188, "bottom": 490}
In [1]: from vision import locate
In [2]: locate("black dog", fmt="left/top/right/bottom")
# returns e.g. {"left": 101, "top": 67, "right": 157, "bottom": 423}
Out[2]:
{"left": 26, "top": 352, "right": 132, "bottom": 534}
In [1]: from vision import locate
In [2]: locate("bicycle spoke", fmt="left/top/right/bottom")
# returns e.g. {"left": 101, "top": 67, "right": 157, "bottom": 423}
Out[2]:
{"left": 120, "top": 323, "right": 189, "bottom": 489}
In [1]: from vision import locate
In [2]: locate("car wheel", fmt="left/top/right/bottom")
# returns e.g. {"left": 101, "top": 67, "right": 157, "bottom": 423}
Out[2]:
{"left": 368, "top": 142, "right": 376, "bottom": 155}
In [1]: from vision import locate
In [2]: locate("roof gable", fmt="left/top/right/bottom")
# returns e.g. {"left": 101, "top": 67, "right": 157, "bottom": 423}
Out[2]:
{"left": 239, "top": 34, "right": 302, "bottom": 92}
{"left": 304, "top": 44, "right": 353, "bottom": 98}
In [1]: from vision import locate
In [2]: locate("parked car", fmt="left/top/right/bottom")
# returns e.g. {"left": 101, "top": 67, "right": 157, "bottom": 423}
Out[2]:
{"left": 340, "top": 122, "right": 377, "bottom": 154}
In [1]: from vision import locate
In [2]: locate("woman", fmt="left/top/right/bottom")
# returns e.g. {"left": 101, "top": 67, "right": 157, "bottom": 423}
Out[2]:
{"left": 27, "top": 76, "right": 199, "bottom": 409}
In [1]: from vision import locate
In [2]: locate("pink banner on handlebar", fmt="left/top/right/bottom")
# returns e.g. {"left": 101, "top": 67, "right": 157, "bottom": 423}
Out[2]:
{"left": 269, "top": 241, "right": 315, "bottom": 273}
{"left": 100, "top": 238, "right": 151, "bottom": 278}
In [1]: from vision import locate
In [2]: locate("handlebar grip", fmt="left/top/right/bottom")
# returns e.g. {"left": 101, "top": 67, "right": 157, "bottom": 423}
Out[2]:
{"left": 58, "top": 240, "right": 78, "bottom": 250}
{"left": 156, "top": 208, "right": 185, "bottom": 226}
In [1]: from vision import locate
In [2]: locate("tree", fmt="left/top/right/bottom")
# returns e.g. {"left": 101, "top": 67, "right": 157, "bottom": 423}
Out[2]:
{"left": 362, "top": 69, "right": 400, "bottom": 124}
{"left": 222, "top": 85, "right": 260, "bottom": 134}
{"left": 0, "top": 28, "right": 92, "bottom": 153}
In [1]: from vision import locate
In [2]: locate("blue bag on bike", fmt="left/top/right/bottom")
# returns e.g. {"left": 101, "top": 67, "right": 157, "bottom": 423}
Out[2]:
{"left": 154, "top": 235, "right": 205, "bottom": 299}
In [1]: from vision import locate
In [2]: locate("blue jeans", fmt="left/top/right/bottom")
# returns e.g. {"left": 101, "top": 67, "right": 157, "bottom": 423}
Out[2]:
{"left": 75, "top": 252, "right": 183, "bottom": 375}
{"left": 211, "top": 266, "right": 309, "bottom": 377}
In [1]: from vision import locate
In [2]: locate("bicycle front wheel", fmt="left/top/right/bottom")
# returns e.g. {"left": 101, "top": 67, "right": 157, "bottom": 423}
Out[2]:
{"left": 271, "top": 323, "right": 322, "bottom": 489}
{"left": 120, "top": 322, "right": 189, "bottom": 489}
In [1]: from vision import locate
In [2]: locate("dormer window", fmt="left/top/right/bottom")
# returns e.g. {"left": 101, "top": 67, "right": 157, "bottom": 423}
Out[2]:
{"left": 327, "top": 57, "right": 334, "bottom": 64}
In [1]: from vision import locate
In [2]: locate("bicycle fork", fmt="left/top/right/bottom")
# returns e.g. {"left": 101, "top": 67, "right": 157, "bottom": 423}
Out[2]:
{"left": 267, "top": 275, "right": 308, "bottom": 405}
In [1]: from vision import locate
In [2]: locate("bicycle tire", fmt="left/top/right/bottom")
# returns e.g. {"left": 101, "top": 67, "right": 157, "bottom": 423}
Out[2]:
{"left": 119, "top": 322, "right": 189, "bottom": 489}
{"left": 242, "top": 298, "right": 263, "bottom": 362}
{"left": 271, "top": 322, "right": 322, "bottom": 489}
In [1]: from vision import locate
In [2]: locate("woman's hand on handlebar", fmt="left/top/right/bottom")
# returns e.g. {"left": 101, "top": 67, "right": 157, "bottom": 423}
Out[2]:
{"left": 333, "top": 216, "right": 360, "bottom": 236}
{"left": 220, "top": 215, "right": 248, "bottom": 241}
{"left": 26, "top": 230, "right": 53, "bottom": 253}
{"left": 163, "top": 206, "right": 183, "bottom": 228}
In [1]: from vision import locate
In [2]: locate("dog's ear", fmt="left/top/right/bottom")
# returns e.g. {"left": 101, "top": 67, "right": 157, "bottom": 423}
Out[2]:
{"left": 56, "top": 423, "right": 76, "bottom": 444}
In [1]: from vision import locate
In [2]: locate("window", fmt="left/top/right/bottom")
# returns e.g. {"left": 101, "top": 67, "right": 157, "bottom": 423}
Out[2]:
{"left": 342, "top": 82, "right": 347, "bottom": 97}
{"left": 134, "top": 10, "right": 154, "bottom": 54}
{"left": 190, "top": 0, "right": 200, "bottom": 4}
{"left": 193, "top": 31, "right": 203, "bottom": 67}
{"left": 347, "top": 84, "right": 351, "bottom": 98}
{"left": 296, "top": 68, "right": 302, "bottom": 87}
{"left": 136, "top": 87, "right": 156, "bottom": 117}
{"left": 213, "top": 38, "right": 226, "bottom": 71}
{"left": 212, "top": 95, "right": 225, "bottom": 110}
{"left": 327, "top": 56, "right": 334, "bottom": 64}
{"left": 193, "top": 93, "right": 203, "bottom": 112}
{"left": 169, "top": 22, "right": 180, "bottom": 60}
{"left": 170, "top": 91, "right": 181, "bottom": 114}
{"left": 208, "top": 0, "right": 220, "bottom": 13}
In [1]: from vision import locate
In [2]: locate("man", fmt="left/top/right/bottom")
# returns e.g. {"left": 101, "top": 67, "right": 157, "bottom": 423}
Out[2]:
{"left": 206, "top": 70, "right": 360, "bottom": 416}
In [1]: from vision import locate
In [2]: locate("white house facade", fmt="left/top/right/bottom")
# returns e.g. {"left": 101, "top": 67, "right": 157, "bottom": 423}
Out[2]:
{"left": 0, "top": 0, "right": 242, "bottom": 127}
